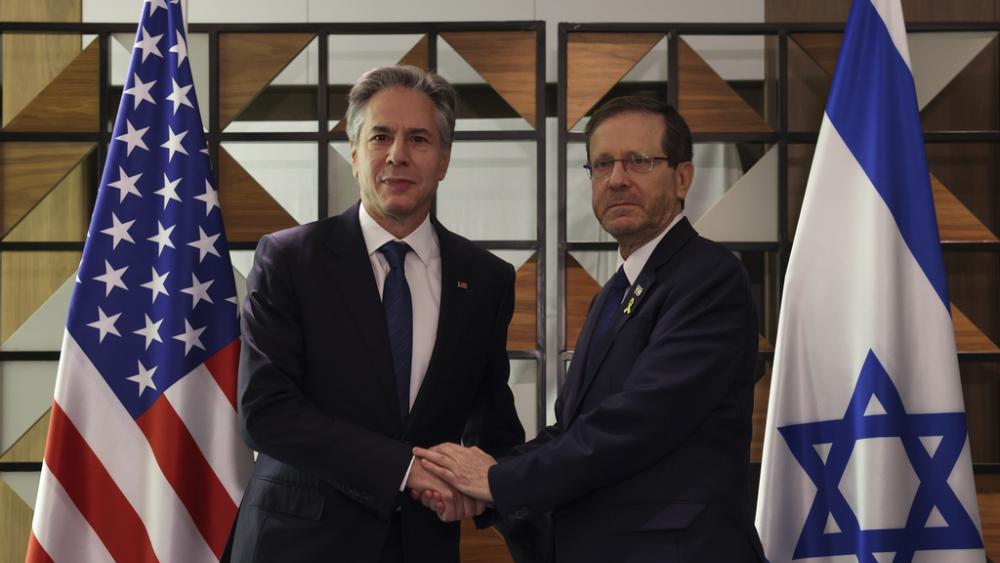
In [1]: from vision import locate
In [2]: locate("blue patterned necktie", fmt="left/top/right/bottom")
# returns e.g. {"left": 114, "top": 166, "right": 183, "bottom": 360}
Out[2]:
{"left": 379, "top": 241, "right": 412, "bottom": 421}
{"left": 587, "top": 266, "right": 630, "bottom": 365}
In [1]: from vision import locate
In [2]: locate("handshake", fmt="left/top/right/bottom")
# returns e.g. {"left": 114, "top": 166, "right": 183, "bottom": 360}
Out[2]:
{"left": 405, "top": 443, "right": 497, "bottom": 522}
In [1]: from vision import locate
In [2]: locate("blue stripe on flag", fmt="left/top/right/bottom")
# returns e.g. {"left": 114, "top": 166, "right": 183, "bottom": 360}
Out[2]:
{"left": 825, "top": 0, "right": 948, "bottom": 307}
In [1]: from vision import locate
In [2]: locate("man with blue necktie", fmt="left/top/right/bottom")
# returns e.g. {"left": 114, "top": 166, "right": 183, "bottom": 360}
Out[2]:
{"left": 417, "top": 96, "right": 765, "bottom": 562}
{"left": 232, "top": 65, "right": 524, "bottom": 563}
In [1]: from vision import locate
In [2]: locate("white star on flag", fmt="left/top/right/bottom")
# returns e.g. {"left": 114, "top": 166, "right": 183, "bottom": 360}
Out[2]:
{"left": 188, "top": 226, "right": 221, "bottom": 262}
{"left": 194, "top": 180, "right": 220, "bottom": 216}
{"left": 226, "top": 295, "right": 240, "bottom": 317}
{"left": 139, "top": 266, "right": 170, "bottom": 303}
{"left": 147, "top": 221, "right": 176, "bottom": 255}
{"left": 100, "top": 212, "right": 136, "bottom": 249}
{"left": 115, "top": 119, "right": 150, "bottom": 156}
{"left": 181, "top": 273, "right": 215, "bottom": 309}
{"left": 107, "top": 166, "right": 143, "bottom": 203}
{"left": 161, "top": 125, "right": 189, "bottom": 162}
{"left": 153, "top": 173, "right": 183, "bottom": 209}
{"left": 133, "top": 315, "right": 164, "bottom": 350}
{"left": 166, "top": 78, "right": 194, "bottom": 115}
{"left": 87, "top": 306, "right": 122, "bottom": 342}
{"left": 146, "top": 0, "right": 168, "bottom": 16}
{"left": 134, "top": 26, "right": 164, "bottom": 63}
{"left": 126, "top": 359, "right": 158, "bottom": 396}
{"left": 173, "top": 319, "right": 206, "bottom": 355}
{"left": 123, "top": 73, "right": 156, "bottom": 109}
{"left": 93, "top": 260, "right": 129, "bottom": 296}
{"left": 169, "top": 30, "right": 188, "bottom": 67}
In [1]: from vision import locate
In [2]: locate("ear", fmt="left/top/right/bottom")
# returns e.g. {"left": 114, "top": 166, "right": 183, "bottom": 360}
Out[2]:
{"left": 437, "top": 147, "right": 452, "bottom": 181}
{"left": 674, "top": 161, "right": 695, "bottom": 201}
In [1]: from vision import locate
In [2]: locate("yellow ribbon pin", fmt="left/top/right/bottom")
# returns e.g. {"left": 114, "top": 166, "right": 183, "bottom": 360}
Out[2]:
{"left": 624, "top": 296, "right": 635, "bottom": 315}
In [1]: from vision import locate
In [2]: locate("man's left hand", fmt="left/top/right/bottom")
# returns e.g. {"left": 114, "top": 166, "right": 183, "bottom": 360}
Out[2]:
{"left": 412, "top": 443, "right": 496, "bottom": 503}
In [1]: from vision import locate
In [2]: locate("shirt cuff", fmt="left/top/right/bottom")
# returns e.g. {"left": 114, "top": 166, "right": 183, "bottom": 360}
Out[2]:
{"left": 399, "top": 455, "right": 415, "bottom": 492}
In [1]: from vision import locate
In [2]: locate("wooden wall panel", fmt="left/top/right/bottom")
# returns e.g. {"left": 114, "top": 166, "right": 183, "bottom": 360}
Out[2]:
{"left": 4, "top": 40, "right": 99, "bottom": 132}
{"left": 977, "top": 472, "right": 1000, "bottom": 560}
{"left": 565, "top": 255, "right": 602, "bottom": 350}
{"left": 440, "top": 32, "right": 537, "bottom": 128}
{"left": 0, "top": 142, "right": 95, "bottom": 238}
{"left": 219, "top": 33, "right": 315, "bottom": 129}
{"left": 218, "top": 147, "right": 299, "bottom": 242}
{"left": 677, "top": 39, "right": 771, "bottom": 133}
{"left": 508, "top": 255, "right": 536, "bottom": 352}
{"left": 0, "top": 411, "right": 50, "bottom": 463}
{"left": 566, "top": 33, "right": 664, "bottom": 130}
{"left": 0, "top": 252, "right": 81, "bottom": 343}
{"left": 460, "top": 519, "right": 514, "bottom": 563}
{"left": 3, "top": 158, "right": 92, "bottom": 242}
{"left": 0, "top": 479, "right": 32, "bottom": 563}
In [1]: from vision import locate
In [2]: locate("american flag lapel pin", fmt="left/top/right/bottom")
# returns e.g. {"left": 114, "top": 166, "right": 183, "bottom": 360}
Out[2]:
{"left": 457, "top": 281, "right": 468, "bottom": 289}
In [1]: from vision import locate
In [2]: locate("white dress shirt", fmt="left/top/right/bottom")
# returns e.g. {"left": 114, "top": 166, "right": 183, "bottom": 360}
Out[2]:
{"left": 359, "top": 203, "right": 441, "bottom": 489}
{"left": 617, "top": 212, "right": 685, "bottom": 286}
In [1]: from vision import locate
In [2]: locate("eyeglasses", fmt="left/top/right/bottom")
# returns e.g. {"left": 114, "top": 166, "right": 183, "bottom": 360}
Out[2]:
{"left": 583, "top": 154, "right": 671, "bottom": 179}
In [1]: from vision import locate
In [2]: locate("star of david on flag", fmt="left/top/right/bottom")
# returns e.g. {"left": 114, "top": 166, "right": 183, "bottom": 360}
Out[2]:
{"left": 755, "top": 0, "right": 985, "bottom": 562}
{"left": 28, "top": 1, "right": 253, "bottom": 561}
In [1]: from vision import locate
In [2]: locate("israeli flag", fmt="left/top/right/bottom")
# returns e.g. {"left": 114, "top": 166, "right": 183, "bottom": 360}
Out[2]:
{"left": 755, "top": 1, "right": 985, "bottom": 561}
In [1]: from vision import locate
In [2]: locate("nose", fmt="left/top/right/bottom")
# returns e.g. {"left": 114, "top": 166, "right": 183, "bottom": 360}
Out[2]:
{"left": 606, "top": 159, "right": 630, "bottom": 189}
{"left": 387, "top": 137, "right": 409, "bottom": 165}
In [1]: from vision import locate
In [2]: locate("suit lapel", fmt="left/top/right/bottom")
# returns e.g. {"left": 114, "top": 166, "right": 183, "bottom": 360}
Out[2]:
{"left": 324, "top": 203, "right": 402, "bottom": 433}
{"left": 404, "top": 221, "right": 472, "bottom": 435}
{"left": 564, "top": 218, "right": 698, "bottom": 422}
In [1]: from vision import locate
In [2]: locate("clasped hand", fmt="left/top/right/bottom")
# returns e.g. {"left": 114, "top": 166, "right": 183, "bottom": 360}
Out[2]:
{"left": 405, "top": 442, "right": 497, "bottom": 522}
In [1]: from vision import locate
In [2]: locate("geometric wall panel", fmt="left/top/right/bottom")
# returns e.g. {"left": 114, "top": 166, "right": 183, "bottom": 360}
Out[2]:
{"left": 678, "top": 38, "right": 771, "bottom": 133}
{"left": 695, "top": 146, "right": 778, "bottom": 242}
{"left": 219, "top": 33, "right": 315, "bottom": 129}
{"left": 440, "top": 32, "right": 537, "bottom": 127}
{"left": 459, "top": 519, "right": 514, "bottom": 563}
{"left": 952, "top": 304, "right": 1000, "bottom": 354}
{"left": 0, "top": 411, "right": 50, "bottom": 464}
{"left": 909, "top": 32, "right": 997, "bottom": 110}
{"left": 218, "top": 147, "right": 300, "bottom": 242}
{"left": 3, "top": 158, "right": 92, "bottom": 243}
{"left": 0, "top": 478, "right": 32, "bottom": 563}
{"left": 1, "top": 275, "right": 74, "bottom": 351}
{"left": 565, "top": 253, "right": 603, "bottom": 350}
{"left": 932, "top": 174, "right": 998, "bottom": 243}
{"left": 0, "top": 142, "right": 95, "bottom": 238}
{"left": 3, "top": 39, "right": 99, "bottom": 132}
{"left": 566, "top": 32, "right": 664, "bottom": 130}
{"left": 508, "top": 253, "right": 537, "bottom": 352}
{"left": 0, "top": 252, "right": 81, "bottom": 343}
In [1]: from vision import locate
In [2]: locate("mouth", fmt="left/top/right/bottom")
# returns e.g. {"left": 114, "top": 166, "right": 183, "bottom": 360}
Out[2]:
{"left": 605, "top": 201, "right": 640, "bottom": 212}
{"left": 381, "top": 177, "right": 416, "bottom": 189}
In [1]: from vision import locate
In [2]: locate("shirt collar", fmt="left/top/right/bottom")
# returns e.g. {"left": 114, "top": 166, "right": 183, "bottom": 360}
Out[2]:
{"left": 359, "top": 203, "right": 439, "bottom": 266}
{"left": 617, "top": 212, "right": 684, "bottom": 285}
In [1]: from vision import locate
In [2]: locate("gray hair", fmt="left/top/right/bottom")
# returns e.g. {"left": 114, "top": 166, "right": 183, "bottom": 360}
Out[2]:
{"left": 346, "top": 65, "right": 457, "bottom": 148}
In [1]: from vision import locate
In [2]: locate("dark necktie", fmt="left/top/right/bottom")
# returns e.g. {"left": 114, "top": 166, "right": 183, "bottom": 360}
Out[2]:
{"left": 587, "top": 266, "right": 630, "bottom": 365}
{"left": 379, "top": 241, "right": 412, "bottom": 421}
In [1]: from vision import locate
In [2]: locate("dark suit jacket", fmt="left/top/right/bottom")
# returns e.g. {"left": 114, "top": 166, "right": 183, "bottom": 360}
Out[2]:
{"left": 489, "top": 218, "right": 765, "bottom": 563}
{"left": 232, "top": 202, "right": 525, "bottom": 563}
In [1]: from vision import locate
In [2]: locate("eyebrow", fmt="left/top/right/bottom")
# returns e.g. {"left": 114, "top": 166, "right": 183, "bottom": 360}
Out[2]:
{"left": 369, "top": 125, "right": 435, "bottom": 138}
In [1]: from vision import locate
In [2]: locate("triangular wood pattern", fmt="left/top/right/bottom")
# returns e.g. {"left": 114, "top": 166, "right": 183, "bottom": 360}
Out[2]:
{"left": 440, "top": 31, "right": 537, "bottom": 128}
{"left": 565, "top": 254, "right": 603, "bottom": 350}
{"left": 0, "top": 410, "right": 50, "bottom": 463}
{"left": 952, "top": 303, "right": 1000, "bottom": 353}
{"left": 677, "top": 39, "right": 771, "bottom": 133}
{"left": 460, "top": 519, "right": 514, "bottom": 563}
{"left": 218, "top": 147, "right": 299, "bottom": 242}
{"left": 0, "top": 478, "right": 33, "bottom": 563}
{"left": 508, "top": 253, "right": 537, "bottom": 352}
{"left": 331, "top": 35, "right": 429, "bottom": 133}
{"left": 0, "top": 142, "right": 95, "bottom": 238}
{"left": 219, "top": 33, "right": 315, "bottom": 129}
{"left": 758, "top": 334, "right": 774, "bottom": 353}
{"left": 1, "top": 253, "right": 79, "bottom": 343}
{"left": 790, "top": 33, "right": 842, "bottom": 77}
{"left": 566, "top": 32, "right": 664, "bottom": 130}
{"left": 4, "top": 158, "right": 91, "bottom": 242}
{"left": 4, "top": 40, "right": 99, "bottom": 132}
{"left": 932, "top": 174, "right": 998, "bottom": 242}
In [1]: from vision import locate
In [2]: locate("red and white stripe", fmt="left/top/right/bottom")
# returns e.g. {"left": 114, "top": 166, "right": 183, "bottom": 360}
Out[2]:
{"left": 28, "top": 331, "right": 252, "bottom": 562}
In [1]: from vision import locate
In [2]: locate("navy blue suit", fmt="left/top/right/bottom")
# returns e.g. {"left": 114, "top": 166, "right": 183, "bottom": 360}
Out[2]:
{"left": 489, "top": 218, "right": 765, "bottom": 562}
{"left": 232, "top": 203, "right": 524, "bottom": 563}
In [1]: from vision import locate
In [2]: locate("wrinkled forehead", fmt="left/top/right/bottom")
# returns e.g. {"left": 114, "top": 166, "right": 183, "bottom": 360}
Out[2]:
{"left": 588, "top": 111, "right": 667, "bottom": 157}
{"left": 360, "top": 87, "right": 440, "bottom": 135}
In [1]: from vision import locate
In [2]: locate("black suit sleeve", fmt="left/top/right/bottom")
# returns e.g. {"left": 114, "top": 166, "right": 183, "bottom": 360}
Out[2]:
{"left": 488, "top": 255, "right": 756, "bottom": 521}
{"left": 463, "top": 262, "right": 526, "bottom": 458}
{"left": 238, "top": 234, "right": 412, "bottom": 519}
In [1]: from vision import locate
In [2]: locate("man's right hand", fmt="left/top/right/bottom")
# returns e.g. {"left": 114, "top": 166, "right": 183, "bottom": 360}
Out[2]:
{"left": 406, "top": 458, "right": 484, "bottom": 522}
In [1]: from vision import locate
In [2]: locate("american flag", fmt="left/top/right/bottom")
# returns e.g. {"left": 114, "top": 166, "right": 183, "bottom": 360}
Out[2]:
{"left": 27, "top": 1, "right": 253, "bottom": 561}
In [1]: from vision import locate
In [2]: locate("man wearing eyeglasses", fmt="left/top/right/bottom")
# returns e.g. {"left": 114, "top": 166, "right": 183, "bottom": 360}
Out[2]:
{"left": 415, "top": 96, "right": 765, "bottom": 562}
